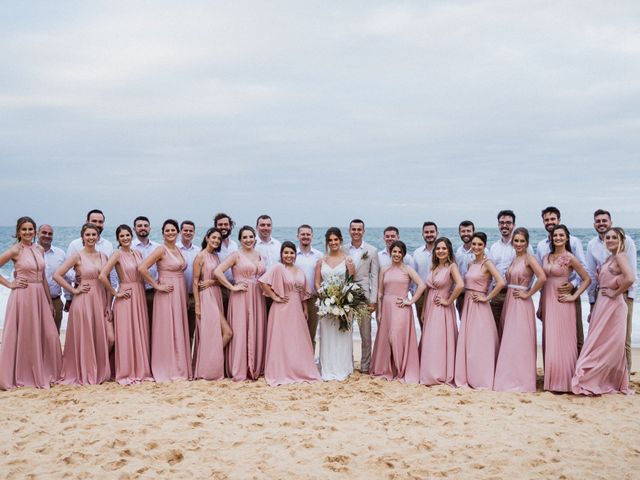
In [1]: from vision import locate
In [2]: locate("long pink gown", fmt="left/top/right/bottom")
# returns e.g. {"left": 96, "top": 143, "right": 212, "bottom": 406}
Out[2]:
{"left": 541, "top": 254, "right": 577, "bottom": 392}
{"left": 572, "top": 257, "right": 633, "bottom": 395}
{"left": 193, "top": 252, "right": 225, "bottom": 381}
{"left": 371, "top": 266, "right": 420, "bottom": 383}
{"left": 113, "top": 250, "right": 152, "bottom": 385}
{"left": 226, "top": 252, "right": 266, "bottom": 381}
{"left": 454, "top": 260, "right": 499, "bottom": 389}
{"left": 494, "top": 257, "right": 537, "bottom": 392}
{"left": 151, "top": 246, "right": 192, "bottom": 382}
{"left": 60, "top": 251, "right": 111, "bottom": 385}
{"left": 419, "top": 265, "right": 458, "bottom": 386}
{"left": 0, "top": 245, "right": 62, "bottom": 390}
{"left": 260, "top": 263, "right": 320, "bottom": 386}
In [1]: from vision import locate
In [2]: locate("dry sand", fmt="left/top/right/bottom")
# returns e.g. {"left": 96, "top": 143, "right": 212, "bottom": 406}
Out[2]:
{"left": 1, "top": 343, "right": 639, "bottom": 479}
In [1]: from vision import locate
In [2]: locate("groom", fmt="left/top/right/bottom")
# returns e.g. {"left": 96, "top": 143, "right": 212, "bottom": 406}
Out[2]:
{"left": 344, "top": 219, "right": 379, "bottom": 374}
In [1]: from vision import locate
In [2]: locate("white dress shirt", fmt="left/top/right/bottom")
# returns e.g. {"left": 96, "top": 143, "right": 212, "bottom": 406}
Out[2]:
{"left": 536, "top": 235, "right": 587, "bottom": 288}
{"left": 42, "top": 246, "right": 72, "bottom": 299}
{"left": 177, "top": 241, "right": 200, "bottom": 295}
{"left": 585, "top": 235, "right": 637, "bottom": 302}
{"left": 66, "top": 236, "right": 116, "bottom": 289}
{"left": 378, "top": 249, "right": 413, "bottom": 269}
{"left": 132, "top": 238, "right": 161, "bottom": 289}
{"left": 295, "top": 246, "right": 323, "bottom": 295}
{"left": 348, "top": 243, "right": 366, "bottom": 270}
{"left": 412, "top": 245, "right": 433, "bottom": 281}
{"left": 256, "top": 237, "right": 282, "bottom": 269}
{"left": 218, "top": 238, "right": 239, "bottom": 282}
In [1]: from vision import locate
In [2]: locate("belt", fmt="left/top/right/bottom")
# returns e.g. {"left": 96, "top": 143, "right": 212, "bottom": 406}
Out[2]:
{"left": 51, "top": 295, "right": 61, "bottom": 300}
{"left": 507, "top": 284, "right": 528, "bottom": 291}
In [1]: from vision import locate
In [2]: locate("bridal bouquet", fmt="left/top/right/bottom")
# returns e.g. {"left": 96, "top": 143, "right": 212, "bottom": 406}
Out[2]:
{"left": 315, "top": 275, "right": 369, "bottom": 332}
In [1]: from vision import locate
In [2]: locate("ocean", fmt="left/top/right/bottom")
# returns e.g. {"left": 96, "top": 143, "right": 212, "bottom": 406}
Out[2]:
{"left": 1, "top": 225, "right": 638, "bottom": 346}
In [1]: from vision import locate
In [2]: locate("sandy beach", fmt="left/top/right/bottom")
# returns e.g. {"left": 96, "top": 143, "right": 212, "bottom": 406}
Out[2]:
{"left": 1, "top": 340, "right": 639, "bottom": 479}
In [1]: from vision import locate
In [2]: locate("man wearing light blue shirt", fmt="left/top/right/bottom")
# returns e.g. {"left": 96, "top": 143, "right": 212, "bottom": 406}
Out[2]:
{"left": 132, "top": 215, "right": 161, "bottom": 325}
{"left": 38, "top": 224, "right": 71, "bottom": 332}
{"left": 295, "top": 224, "right": 323, "bottom": 349}
{"left": 177, "top": 220, "right": 200, "bottom": 345}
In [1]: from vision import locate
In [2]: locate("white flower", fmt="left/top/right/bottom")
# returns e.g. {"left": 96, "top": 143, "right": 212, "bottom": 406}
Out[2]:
{"left": 347, "top": 292, "right": 354, "bottom": 302}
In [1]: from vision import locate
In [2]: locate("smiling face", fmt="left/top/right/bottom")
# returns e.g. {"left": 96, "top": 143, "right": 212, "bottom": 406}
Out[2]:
{"left": 257, "top": 218, "right": 272, "bottom": 241}
{"left": 604, "top": 230, "right": 621, "bottom": 254}
{"left": 594, "top": 213, "right": 612, "bottom": 235}
{"left": 281, "top": 246, "right": 297, "bottom": 266}
{"left": 215, "top": 216, "right": 232, "bottom": 239}
{"left": 118, "top": 229, "right": 132, "bottom": 248}
{"left": 181, "top": 223, "right": 195, "bottom": 245}
{"left": 162, "top": 224, "right": 178, "bottom": 243}
{"left": 390, "top": 245, "right": 404, "bottom": 264}
{"left": 498, "top": 215, "right": 514, "bottom": 238}
{"left": 471, "top": 237, "right": 486, "bottom": 256}
{"left": 349, "top": 222, "right": 364, "bottom": 244}
{"left": 383, "top": 230, "right": 399, "bottom": 249}
{"left": 18, "top": 221, "right": 36, "bottom": 243}
{"left": 434, "top": 240, "right": 449, "bottom": 262}
{"left": 327, "top": 233, "right": 342, "bottom": 252}
{"left": 82, "top": 227, "right": 99, "bottom": 247}
{"left": 422, "top": 225, "right": 438, "bottom": 245}
{"left": 552, "top": 228, "right": 568, "bottom": 249}
{"left": 240, "top": 229, "right": 256, "bottom": 249}
{"left": 512, "top": 232, "right": 528, "bottom": 254}
{"left": 134, "top": 219, "right": 150, "bottom": 239}
{"left": 297, "top": 227, "right": 313, "bottom": 248}
{"left": 542, "top": 212, "right": 560, "bottom": 233}
{"left": 38, "top": 224, "right": 54, "bottom": 249}
{"left": 207, "top": 231, "right": 222, "bottom": 251}
{"left": 458, "top": 225, "right": 474, "bottom": 244}
{"left": 88, "top": 212, "right": 105, "bottom": 235}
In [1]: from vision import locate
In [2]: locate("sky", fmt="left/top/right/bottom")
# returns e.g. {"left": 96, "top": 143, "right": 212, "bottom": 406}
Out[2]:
{"left": 1, "top": 1, "right": 639, "bottom": 229}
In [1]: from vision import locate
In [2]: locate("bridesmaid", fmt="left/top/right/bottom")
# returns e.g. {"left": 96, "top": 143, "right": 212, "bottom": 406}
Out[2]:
{"left": 139, "top": 219, "right": 192, "bottom": 383}
{"left": 214, "top": 225, "right": 267, "bottom": 381}
{"left": 192, "top": 227, "right": 233, "bottom": 381}
{"left": 419, "top": 237, "right": 464, "bottom": 386}
{"left": 540, "top": 224, "right": 590, "bottom": 393}
{"left": 99, "top": 224, "right": 153, "bottom": 385}
{"left": 54, "top": 223, "right": 112, "bottom": 385}
{"left": 371, "top": 240, "right": 425, "bottom": 383}
{"left": 259, "top": 241, "right": 321, "bottom": 386}
{"left": 454, "top": 232, "right": 505, "bottom": 389}
{"left": 493, "top": 228, "right": 546, "bottom": 392}
{"left": 572, "top": 227, "right": 634, "bottom": 395}
{"left": 0, "top": 216, "right": 62, "bottom": 390}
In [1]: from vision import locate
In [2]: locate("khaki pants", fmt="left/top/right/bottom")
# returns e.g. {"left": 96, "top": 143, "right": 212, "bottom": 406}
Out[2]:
{"left": 306, "top": 296, "right": 319, "bottom": 351}
{"left": 358, "top": 314, "right": 372, "bottom": 373}
{"left": 490, "top": 289, "right": 507, "bottom": 338}
{"left": 52, "top": 296, "right": 63, "bottom": 333}
{"left": 625, "top": 293, "right": 634, "bottom": 373}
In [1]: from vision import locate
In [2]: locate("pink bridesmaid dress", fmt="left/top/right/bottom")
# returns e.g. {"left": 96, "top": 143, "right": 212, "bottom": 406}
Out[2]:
{"left": 259, "top": 263, "right": 320, "bottom": 386}
{"left": 419, "top": 265, "right": 458, "bottom": 386}
{"left": 226, "top": 252, "right": 267, "bottom": 381}
{"left": 494, "top": 257, "right": 537, "bottom": 392}
{"left": 60, "top": 252, "right": 111, "bottom": 385}
{"left": 0, "top": 245, "right": 62, "bottom": 390}
{"left": 572, "top": 257, "right": 633, "bottom": 395}
{"left": 192, "top": 251, "right": 225, "bottom": 381}
{"left": 151, "top": 246, "right": 192, "bottom": 382}
{"left": 113, "top": 250, "right": 152, "bottom": 385}
{"left": 454, "top": 260, "right": 499, "bottom": 389}
{"left": 541, "top": 254, "right": 578, "bottom": 392}
{"left": 370, "top": 266, "right": 420, "bottom": 383}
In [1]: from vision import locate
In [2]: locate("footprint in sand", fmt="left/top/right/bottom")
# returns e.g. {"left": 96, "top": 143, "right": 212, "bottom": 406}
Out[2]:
{"left": 166, "top": 449, "right": 184, "bottom": 466}
{"left": 324, "top": 455, "right": 350, "bottom": 473}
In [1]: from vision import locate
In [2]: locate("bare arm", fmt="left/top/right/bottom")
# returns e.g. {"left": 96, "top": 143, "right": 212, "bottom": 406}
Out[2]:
{"left": 437, "top": 264, "right": 464, "bottom": 306}
{"left": 0, "top": 245, "right": 25, "bottom": 290}
{"left": 377, "top": 265, "right": 388, "bottom": 305}
{"left": 99, "top": 251, "right": 127, "bottom": 298}
{"left": 600, "top": 253, "right": 634, "bottom": 298}
{"left": 559, "top": 255, "right": 591, "bottom": 303}
{"left": 259, "top": 282, "right": 287, "bottom": 303}
{"left": 53, "top": 253, "right": 86, "bottom": 295}
{"left": 138, "top": 247, "right": 171, "bottom": 292}
{"left": 213, "top": 253, "right": 247, "bottom": 292}
{"left": 471, "top": 260, "right": 505, "bottom": 303}
{"left": 192, "top": 253, "right": 204, "bottom": 317}
{"left": 514, "top": 254, "right": 546, "bottom": 300}
{"left": 314, "top": 259, "right": 323, "bottom": 291}
{"left": 403, "top": 265, "right": 426, "bottom": 305}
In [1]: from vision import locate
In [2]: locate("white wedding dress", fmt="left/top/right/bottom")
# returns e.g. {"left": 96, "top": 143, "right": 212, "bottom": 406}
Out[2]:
{"left": 318, "top": 260, "right": 354, "bottom": 381}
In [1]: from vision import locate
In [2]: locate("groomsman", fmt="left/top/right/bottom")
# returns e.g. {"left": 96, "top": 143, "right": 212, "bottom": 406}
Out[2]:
{"left": 295, "top": 224, "right": 323, "bottom": 350}
{"left": 345, "top": 219, "right": 379, "bottom": 374}
{"left": 37, "top": 224, "right": 71, "bottom": 332}
{"left": 255, "top": 214, "right": 281, "bottom": 268}
{"left": 412, "top": 221, "right": 438, "bottom": 322}
{"left": 455, "top": 220, "right": 479, "bottom": 316}
{"left": 132, "top": 215, "right": 160, "bottom": 324}
{"left": 214, "top": 212, "right": 238, "bottom": 312}
{"left": 178, "top": 220, "right": 200, "bottom": 345}
{"left": 585, "top": 209, "right": 637, "bottom": 371}
{"left": 66, "top": 209, "right": 115, "bottom": 309}
{"left": 535, "top": 206, "right": 587, "bottom": 351}
{"left": 378, "top": 226, "right": 413, "bottom": 268}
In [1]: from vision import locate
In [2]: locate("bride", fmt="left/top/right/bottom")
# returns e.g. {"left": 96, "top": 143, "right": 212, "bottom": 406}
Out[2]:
{"left": 314, "top": 227, "right": 356, "bottom": 380}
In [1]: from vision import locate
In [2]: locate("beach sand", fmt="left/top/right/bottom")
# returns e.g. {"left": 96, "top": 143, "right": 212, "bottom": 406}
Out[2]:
{"left": 1, "top": 338, "right": 639, "bottom": 479}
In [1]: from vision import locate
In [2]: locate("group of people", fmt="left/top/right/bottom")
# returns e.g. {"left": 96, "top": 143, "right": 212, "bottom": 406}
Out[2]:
{"left": 0, "top": 207, "right": 635, "bottom": 396}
